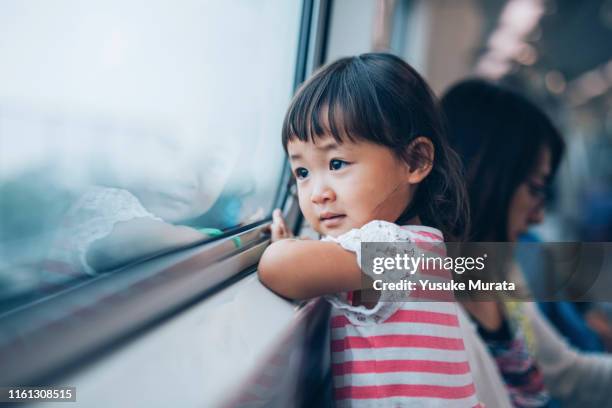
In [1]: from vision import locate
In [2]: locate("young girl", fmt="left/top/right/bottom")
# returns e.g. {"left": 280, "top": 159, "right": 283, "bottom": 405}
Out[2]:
{"left": 259, "top": 53, "right": 481, "bottom": 407}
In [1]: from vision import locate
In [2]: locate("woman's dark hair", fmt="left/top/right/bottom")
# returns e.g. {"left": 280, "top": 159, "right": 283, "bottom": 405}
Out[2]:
{"left": 441, "top": 79, "right": 565, "bottom": 241}
{"left": 282, "top": 53, "right": 469, "bottom": 241}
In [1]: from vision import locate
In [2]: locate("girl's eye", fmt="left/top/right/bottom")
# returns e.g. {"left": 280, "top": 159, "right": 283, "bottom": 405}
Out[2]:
{"left": 329, "top": 159, "right": 348, "bottom": 171}
{"left": 294, "top": 167, "right": 309, "bottom": 179}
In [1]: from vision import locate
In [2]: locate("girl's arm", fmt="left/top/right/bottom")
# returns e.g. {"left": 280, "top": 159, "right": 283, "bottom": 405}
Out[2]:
{"left": 258, "top": 238, "right": 365, "bottom": 300}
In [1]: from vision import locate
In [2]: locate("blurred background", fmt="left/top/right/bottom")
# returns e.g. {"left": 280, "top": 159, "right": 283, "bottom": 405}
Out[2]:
{"left": 326, "top": 0, "right": 612, "bottom": 243}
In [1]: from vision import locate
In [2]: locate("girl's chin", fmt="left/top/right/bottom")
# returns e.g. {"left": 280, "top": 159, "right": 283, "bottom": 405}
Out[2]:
{"left": 318, "top": 223, "right": 360, "bottom": 238}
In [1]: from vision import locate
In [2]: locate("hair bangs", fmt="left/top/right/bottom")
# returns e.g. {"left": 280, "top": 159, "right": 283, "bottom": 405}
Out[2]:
{"left": 282, "top": 57, "right": 388, "bottom": 150}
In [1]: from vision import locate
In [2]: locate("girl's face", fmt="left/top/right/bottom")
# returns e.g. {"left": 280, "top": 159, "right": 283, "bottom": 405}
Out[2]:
{"left": 507, "top": 147, "right": 552, "bottom": 241}
{"left": 287, "top": 135, "right": 415, "bottom": 237}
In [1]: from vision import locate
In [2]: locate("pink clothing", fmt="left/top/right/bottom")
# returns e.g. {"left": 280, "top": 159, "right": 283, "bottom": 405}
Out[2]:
{"left": 323, "top": 221, "right": 481, "bottom": 407}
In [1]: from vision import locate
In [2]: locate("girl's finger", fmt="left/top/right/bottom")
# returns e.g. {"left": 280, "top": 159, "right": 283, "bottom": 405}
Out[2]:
{"left": 272, "top": 209, "right": 284, "bottom": 226}
{"left": 271, "top": 208, "right": 293, "bottom": 240}
{"left": 271, "top": 223, "right": 281, "bottom": 241}
{"left": 270, "top": 210, "right": 284, "bottom": 241}
{"left": 273, "top": 209, "right": 286, "bottom": 230}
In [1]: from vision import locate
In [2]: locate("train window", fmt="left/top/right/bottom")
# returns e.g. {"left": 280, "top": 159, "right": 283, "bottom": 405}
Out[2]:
{"left": 0, "top": 1, "right": 302, "bottom": 308}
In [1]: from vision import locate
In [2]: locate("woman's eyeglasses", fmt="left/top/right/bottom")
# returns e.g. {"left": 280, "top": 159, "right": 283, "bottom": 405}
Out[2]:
{"left": 525, "top": 180, "right": 552, "bottom": 201}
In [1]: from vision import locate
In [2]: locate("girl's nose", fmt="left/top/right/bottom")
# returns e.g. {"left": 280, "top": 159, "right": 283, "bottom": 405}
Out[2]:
{"left": 310, "top": 183, "right": 336, "bottom": 205}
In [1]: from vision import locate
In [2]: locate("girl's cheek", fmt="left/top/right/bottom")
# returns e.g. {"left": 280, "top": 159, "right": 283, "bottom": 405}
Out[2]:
{"left": 297, "top": 191, "right": 307, "bottom": 211}
{"left": 297, "top": 189, "right": 314, "bottom": 216}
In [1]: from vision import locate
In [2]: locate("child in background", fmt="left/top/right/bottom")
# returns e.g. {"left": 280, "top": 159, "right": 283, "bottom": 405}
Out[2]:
{"left": 258, "top": 53, "right": 481, "bottom": 407}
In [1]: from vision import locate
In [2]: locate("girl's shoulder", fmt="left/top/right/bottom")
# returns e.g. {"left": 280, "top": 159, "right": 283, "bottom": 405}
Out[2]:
{"left": 324, "top": 220, "right": 444, "bottom": 246}
{"left": 398, "top": 224, "right": 444, "bottom": 243}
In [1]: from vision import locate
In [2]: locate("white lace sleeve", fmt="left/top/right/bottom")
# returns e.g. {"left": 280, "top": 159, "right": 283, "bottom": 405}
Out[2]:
{"left": 48, "top": 186, "right": 163, "bottom": 275}
{"left": 321, "top": 220, "right": 422, "bottom": 324}
{"left": 323, "top": 220, "right": 426, "bottom": 275}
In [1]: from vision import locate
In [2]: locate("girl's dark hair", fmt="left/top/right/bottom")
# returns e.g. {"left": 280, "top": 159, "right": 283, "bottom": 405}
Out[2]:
{"left": 282, "top": 53, "right": 469, "bottom": 241}
{"left": 441, "top": 79, "right": 565, "bottom": 241}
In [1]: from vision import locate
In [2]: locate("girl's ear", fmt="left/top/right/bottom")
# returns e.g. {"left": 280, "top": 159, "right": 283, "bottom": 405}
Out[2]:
{"left": 404, "top": 136, "right": 434, "bottom": 184}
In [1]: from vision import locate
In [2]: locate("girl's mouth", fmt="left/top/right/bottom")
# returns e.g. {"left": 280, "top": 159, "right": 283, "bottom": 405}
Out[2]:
{"left": 320, "top": 214, "right": 346, "bottom": 228}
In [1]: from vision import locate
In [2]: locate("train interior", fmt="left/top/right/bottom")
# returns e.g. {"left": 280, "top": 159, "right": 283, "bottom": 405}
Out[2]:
{"left": 0, "top": 0, "right": 611, "bottom": 406}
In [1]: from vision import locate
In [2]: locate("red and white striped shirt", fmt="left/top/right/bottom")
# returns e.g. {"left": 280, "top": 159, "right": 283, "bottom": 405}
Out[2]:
{"left": 323, "top": 221, "right": 481, "bottom": 407}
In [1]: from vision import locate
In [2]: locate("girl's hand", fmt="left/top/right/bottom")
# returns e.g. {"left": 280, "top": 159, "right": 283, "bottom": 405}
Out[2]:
{"left": 270, "top": 208, "right": 294, "bottom": 242}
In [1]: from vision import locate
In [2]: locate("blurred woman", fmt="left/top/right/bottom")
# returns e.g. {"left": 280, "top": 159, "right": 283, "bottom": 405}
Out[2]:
{"left": 442, "top": 79, "right": 612, "bottom": 407}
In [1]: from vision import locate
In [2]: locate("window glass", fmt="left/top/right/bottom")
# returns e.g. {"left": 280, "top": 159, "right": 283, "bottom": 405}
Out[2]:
{"left": 0, "top": 0, "right": 302, "bottom": 306}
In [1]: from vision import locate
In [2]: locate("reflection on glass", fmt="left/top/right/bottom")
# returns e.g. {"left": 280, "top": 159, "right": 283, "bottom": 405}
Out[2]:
{"left": 0, "top": 1, "right": 302, "bottom": 307}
